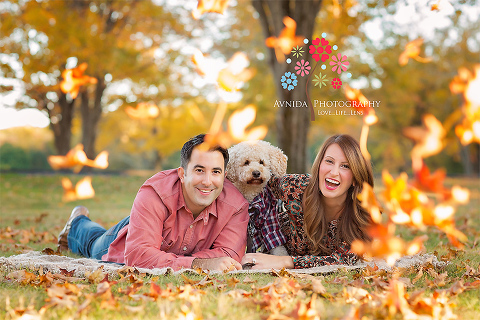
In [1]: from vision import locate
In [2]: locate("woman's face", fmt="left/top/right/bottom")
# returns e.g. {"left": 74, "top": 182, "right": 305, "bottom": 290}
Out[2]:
{"left": 318, "top": 143, "right": 354, "bottom": 202}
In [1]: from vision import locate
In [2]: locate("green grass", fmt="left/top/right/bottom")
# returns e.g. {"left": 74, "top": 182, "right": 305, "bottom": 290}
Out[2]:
{"left": 1, "top": 172, "right": 479, "bottom": 319}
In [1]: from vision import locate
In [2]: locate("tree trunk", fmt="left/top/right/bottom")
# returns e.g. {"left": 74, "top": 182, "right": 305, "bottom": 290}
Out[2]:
{"left": 252, "top": 0, "right": 323, "bottom": 173}
{"left": 80, "top": 77, "right": 106, "bottom": 160}
{"left": 49, "top": 93, "right": 75, "bottom": 155}
{"left": 461, "top": 143, "right": 480, "bottom": 176}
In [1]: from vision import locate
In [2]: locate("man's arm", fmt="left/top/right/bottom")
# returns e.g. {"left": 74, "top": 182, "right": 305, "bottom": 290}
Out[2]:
{"left": 124, "top": 186, "right": 196, "bottom": 270}
{"left": 191, "top": 201, "right": 249, "bottom": 262}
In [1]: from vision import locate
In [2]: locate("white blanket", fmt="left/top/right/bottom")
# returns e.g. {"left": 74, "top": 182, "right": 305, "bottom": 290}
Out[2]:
{"left": 0, "top": 251, "right": 446, "bottom": 277}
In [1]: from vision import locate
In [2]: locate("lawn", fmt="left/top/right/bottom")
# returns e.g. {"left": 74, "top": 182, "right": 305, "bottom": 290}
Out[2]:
{"left": 0, "top": 172, "right": 479, "bottom": 319}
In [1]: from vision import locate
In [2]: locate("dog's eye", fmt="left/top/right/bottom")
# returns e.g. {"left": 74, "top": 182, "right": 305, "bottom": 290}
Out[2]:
{"left": 244, "top": 160, "right": 250, "bottom": 165}
{"left": 259, "top": 160, "right": 264, "bottom": 165}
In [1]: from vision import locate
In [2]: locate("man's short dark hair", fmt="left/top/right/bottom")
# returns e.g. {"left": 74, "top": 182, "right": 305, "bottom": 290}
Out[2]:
{"left": 180, "top": 134, "right": 229, "bottom": 170}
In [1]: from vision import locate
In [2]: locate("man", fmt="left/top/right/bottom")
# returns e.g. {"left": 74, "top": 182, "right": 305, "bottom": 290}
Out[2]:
{"left": 58, "top": 134, "right": 249, "bottom": 272}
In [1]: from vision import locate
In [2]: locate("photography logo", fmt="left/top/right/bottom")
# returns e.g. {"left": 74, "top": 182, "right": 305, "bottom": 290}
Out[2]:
{"left": 279, "top": 33, "right": 353, "bottom": 120}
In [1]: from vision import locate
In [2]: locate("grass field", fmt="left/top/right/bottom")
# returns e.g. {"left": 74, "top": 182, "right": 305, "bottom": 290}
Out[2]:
{"left": 0, "top": 172, "right": 479, "bottom": 319}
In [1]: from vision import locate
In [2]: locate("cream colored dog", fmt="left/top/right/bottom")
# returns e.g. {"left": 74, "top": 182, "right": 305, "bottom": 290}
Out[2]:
{"left": 227, "top": 140, "right": 289, "bottom": 256}
{"left": 227, "top": 140, "right": 287, "bottom": 202}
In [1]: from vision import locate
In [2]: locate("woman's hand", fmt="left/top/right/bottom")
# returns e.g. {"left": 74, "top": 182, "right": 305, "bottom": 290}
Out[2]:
{"left": 241, "top": 253, "right": 294, "bottom": 270}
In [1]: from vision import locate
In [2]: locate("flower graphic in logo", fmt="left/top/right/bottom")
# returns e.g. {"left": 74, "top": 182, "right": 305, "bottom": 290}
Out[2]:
{"left": 331, "top": 77, "right": 342, "bottom": 89}
{"left": 309, "top": 37, "right": 332, "bottom": 62}
{"left": 291, "top": 45, "right": 304, "bottom": 58}
{"left": 281, "top": 72, "right": 298, "bottom": 91}
{"left": 295, "top": 59, "right": 311, "bottom": 77}
{"left": 330, "top": 53, "right": 349, "bottom": 74}
{"left": 312, "top": 72, "right": 328, "bottom": 88}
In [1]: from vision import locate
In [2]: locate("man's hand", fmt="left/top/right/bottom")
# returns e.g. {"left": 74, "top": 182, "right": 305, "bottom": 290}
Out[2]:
{"left": 191, "top": 257, "right": 242, "bottom": 272}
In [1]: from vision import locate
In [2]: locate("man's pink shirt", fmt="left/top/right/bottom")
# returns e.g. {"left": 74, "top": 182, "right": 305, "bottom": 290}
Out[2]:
{"left": 102, "top": 169, "right": 249, "bottom": 270}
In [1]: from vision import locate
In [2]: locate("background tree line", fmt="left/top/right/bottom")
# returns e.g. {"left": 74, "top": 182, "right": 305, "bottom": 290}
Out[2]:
{"left": 0, "top": 0, "right": 478, "bottom": 175}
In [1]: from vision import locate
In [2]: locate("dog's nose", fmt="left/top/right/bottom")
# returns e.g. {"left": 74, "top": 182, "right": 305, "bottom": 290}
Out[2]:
{"left": 252, "top": 170, "right": 261, "bottom": 178}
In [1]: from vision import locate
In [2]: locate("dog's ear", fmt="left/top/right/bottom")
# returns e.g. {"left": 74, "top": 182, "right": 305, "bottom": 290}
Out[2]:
{"left": 267, "top": 143, "right": 288, "bottom": 177}
{"left": 226, "top": 145, "right": 239, "bottom": 183}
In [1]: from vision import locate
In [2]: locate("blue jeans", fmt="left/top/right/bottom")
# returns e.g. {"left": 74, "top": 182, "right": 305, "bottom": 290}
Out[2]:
{"left": 68, "top": 215, "right": 130, "bottom": 260}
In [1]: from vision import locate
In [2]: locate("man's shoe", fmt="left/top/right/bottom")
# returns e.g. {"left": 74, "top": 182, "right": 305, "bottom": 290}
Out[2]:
{"left": 58, "top": 206, "right": 89, "bottom": 252}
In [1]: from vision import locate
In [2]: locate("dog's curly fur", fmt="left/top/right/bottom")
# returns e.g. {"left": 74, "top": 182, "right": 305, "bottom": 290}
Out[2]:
{"left": 226, "top": 140, "right": 288, "bottom": 202}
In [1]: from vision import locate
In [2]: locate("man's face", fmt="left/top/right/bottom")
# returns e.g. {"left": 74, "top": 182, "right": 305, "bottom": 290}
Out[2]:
{"left": 178, "top": 147, "right": 225, "bottom": 216}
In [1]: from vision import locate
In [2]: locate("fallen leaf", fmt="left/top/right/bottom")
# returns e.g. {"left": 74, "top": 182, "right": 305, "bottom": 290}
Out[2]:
{"left": 6, "top": 270, "right": 37, "bottom": 285}
{"left": 85, "top": 266, "right": 108, "bottom": 284}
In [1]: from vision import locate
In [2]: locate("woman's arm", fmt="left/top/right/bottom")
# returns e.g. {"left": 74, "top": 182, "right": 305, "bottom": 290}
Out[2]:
{"left": 241, "top": 241, "right": 358, "bottom": 270}
{"left": 241, "top": 252, "right": 294, "bottom": 270}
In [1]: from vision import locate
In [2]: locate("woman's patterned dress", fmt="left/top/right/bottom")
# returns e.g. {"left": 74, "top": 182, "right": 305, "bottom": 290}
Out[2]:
{"left": 269, "top": 174, "right": 358, "bottom": 268}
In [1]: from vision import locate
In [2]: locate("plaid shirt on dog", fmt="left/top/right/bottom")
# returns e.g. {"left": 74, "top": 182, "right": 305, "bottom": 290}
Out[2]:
{"left": 247, "top": 186, "right": 286, "bottom": 253}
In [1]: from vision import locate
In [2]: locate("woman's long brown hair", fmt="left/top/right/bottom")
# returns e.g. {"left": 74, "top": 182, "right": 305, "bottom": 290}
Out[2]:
{"left": 303, "top": 134, "right": 374, "bottom": 255}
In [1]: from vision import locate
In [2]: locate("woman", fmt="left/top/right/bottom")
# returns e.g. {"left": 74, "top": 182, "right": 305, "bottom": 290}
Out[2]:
{"left": 241, "top": 134, "right": 374, "bottom": 269}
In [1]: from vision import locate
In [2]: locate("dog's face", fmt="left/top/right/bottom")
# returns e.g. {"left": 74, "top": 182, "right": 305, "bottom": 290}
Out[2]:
{"left": 226, "top": 141, "right": 287, "bottom": 202}
{"left": 235, "top": 153, "right": 271, "bottom": 188}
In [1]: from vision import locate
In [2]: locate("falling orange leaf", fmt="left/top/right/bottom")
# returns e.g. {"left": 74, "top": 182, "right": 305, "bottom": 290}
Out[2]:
{"left": 381, "top": 170, "right": 467, "bottom": 248}
{"left": 398, "top": 38, "right": 432, "bottom": 66}
{"left": 48, "top": 144, "right": 87, "bottom": 173}
{"left": 351, "top": 222, "right": 427, "bottom": 266}
{"left": 358, "top": 182, "right": 382, "bottom": 224}
{"left": 413, "top": 162, "right": 450, "bottom": 199}
{"left": 450, "top": 65, "right": 480, "bottom": 145}
{"left": 192, "top": 50, "right": 255, "bottom": 92}
{"left": 60, "top": 63, "right": 97, "bottom": 99}
{"left": 228, "top": 105, "right": 267, "bottom": 141}
{"left": 48, "top": 144, "right": 109, "bottom": 173}
{"left": 191, "top": 49, "right": 208, "bottom": 76}
{"left": 266, "top": 16, "right": 304, "bottom": 62}
{"left": 85, "top": 150, "right": 109, "bottom": 170}
{"left": 403, "top": 114, "right": 446, "bottom": 172}
{"left": 62, "top": 177, "right": 95, "bottom": 202}
{"left": 343, "top": 84, "right": 378, "bottom": 125}
{"left": 217, "top": 52, "right": 255, "bottom": 92}
{"left": 359, "top": 124, "right": 372, "bottom": 160}
{"left": 451, "top": 185, "right": 470, "bottom": 204}
{"left": 344, "top": 84, "right": 369, "bottom": 111}
{"left": 449, "top": 67, "right": 473, "bottom": 94}
{"left": 382, "top": 170, "right": 434, "bottom": 228}
{"left": 200, "top": 104, "right": 267, "bottom": 151}
{"left": 192, "top": 0, "right": 230, "bottom": 19}
{"left": 344, "top": 85, "right": 377, "bottom": 159}
{"left": 331, "top": 0, "right": 342, "bottom": 18}
{"left": 431, "top": 0, "right": 454, "bottom": 12}
{"left": 125, "top": 102, "right": 160, "bottom": 119}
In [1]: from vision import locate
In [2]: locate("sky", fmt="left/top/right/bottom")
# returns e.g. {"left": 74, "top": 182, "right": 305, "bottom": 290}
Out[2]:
{"left": 0, "top": 0, "right": 478, "bottom": 130}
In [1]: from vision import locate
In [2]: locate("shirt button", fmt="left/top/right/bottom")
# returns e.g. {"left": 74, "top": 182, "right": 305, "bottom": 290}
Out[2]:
{"left": 183, "top": 246, "right": 187, "bottom": 251}
{"left": 190, "top": 225, "right": 193, "bottom": 229}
